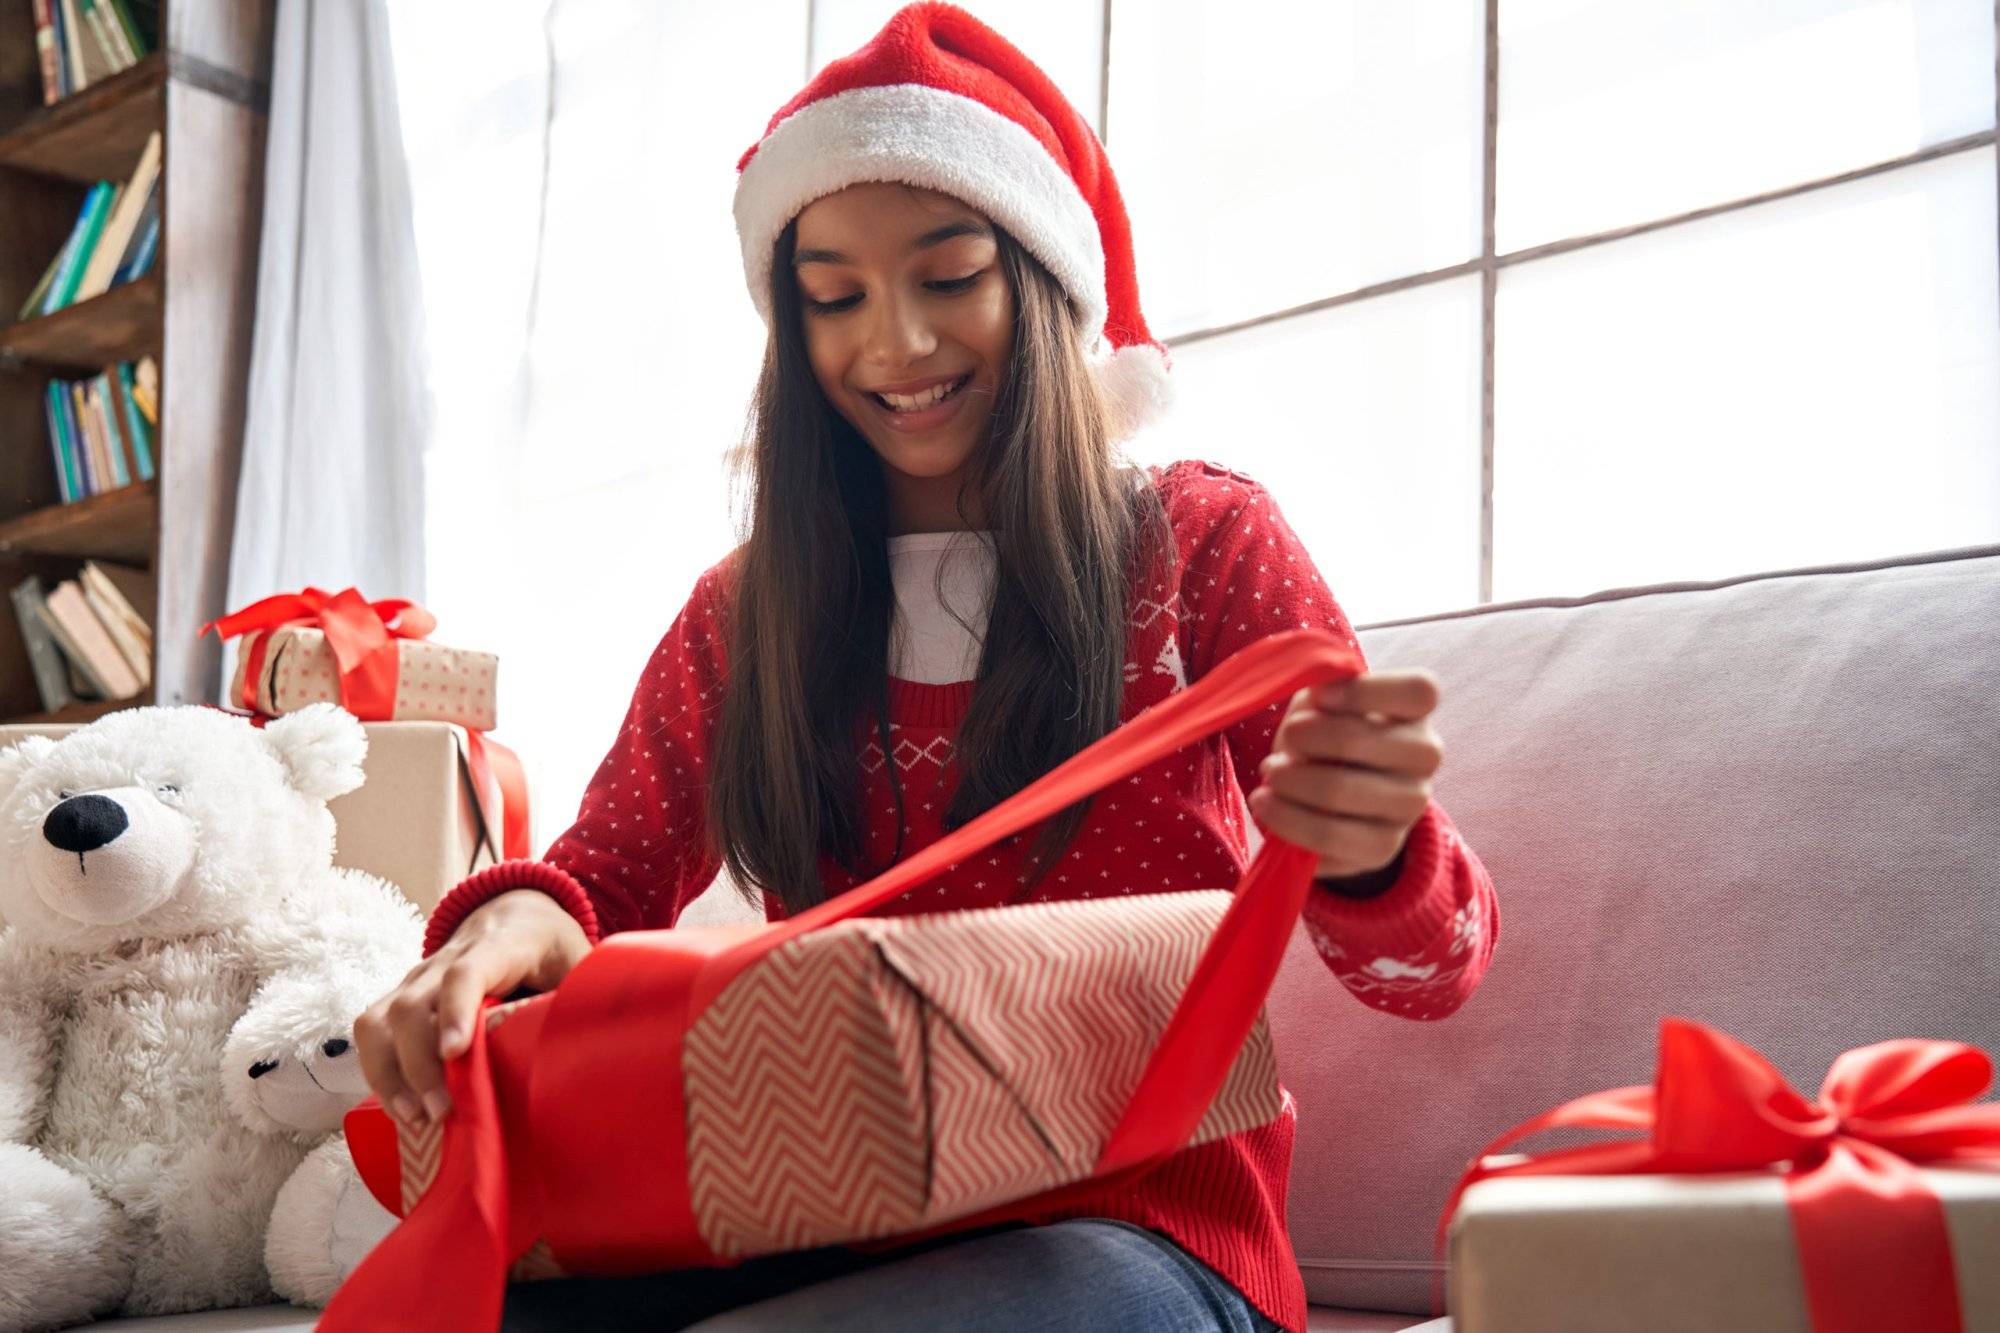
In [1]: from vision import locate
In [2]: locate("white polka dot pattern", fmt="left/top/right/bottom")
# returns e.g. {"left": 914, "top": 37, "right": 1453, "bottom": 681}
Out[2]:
{"left": 524, "top": 460, "right": 1497, "bottom": 1024}
{"left": 236, "top": 627, "right": 501, "bottom": 730}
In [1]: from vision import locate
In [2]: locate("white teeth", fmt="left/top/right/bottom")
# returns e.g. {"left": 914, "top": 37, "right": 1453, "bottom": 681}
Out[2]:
{"left": 878, "top": 376, "right": 964, "bottom": 413}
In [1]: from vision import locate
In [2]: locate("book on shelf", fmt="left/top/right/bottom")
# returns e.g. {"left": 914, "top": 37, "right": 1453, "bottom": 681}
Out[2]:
{"left": 9, "top": 577, "right": 74, "bottom": 713}
{"left": 15, "top": 133, "right": 163, "bottom": 323}
{"left": 80, "top": 559, "right": 151, "bottom": 688}
{"left": 41, "top": 359, "right": 156, "bottom": 506}
{"left": 8, "top": 565, "right": 154, "bottom": 711}
{"left": 23, "top": 575, "right": 146, "bottom": 704}
{"left": 29, "top": 0, "right": 157, "bottom": 104}
{"left": 76, "top": 131, "right": 160, "bottom": 303}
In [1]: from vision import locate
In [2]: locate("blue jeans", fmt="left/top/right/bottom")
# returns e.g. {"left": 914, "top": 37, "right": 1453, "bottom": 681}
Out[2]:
{"left": 499, "top": 1218, "right": 1284, "bottom": 1332}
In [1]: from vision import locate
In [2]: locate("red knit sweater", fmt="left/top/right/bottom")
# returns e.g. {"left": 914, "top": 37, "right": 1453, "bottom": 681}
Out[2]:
{"left": 427, "top": 458, "right": 1500, "bottom": 1332}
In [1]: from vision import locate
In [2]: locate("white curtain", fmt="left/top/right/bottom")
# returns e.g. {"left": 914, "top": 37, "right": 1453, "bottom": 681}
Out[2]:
{"left": 223, "top": 0, "right": 430, "bottom": 697}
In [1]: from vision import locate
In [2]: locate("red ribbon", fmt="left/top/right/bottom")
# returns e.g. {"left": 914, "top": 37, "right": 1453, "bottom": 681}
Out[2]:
{"left": 321, "top": 627, "right": 1366, "bottom": 1333}
{"left": 1436, "top": 1018, "right": 2000, "bottom": 1332}
{"left": 202, "top": 587, "right": 529, "bottom": 860}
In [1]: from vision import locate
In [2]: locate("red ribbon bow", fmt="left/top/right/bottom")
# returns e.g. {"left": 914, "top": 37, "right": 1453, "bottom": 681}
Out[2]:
{"left": 202, "top": 587, "right": 529, "bottom": 859}
{"left": 1437, "top": 1017, "right": 2000, "bottom": 1332}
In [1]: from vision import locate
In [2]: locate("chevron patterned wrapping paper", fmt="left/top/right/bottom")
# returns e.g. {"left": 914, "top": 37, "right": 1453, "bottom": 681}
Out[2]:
{"left": 683, "top": 886, "right": 1285, "bottom": 1259}
{"left": 390, "top": 887, "right": 1284, "bottom": 1274}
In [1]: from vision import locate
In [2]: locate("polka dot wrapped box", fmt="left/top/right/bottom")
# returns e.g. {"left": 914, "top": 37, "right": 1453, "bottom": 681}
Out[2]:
{"left": 227, "top": 625, "right": 499, "bottom": 730}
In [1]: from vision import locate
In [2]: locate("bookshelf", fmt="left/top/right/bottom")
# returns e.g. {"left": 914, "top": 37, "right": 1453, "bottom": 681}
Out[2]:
{"left": 0, "top": 1, "right": 275, "bottom": 723}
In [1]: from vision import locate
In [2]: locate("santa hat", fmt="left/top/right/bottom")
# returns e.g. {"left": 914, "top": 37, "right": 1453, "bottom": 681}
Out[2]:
{"left": 732, "top": 2, "right": 1172, "bottom": 440}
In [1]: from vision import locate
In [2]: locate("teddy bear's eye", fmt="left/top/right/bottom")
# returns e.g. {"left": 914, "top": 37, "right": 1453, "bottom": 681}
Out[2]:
{"left": 57, "top": 789, "right": 72, "bottom": 801}
{"left": 156, "top": 784, "right": 179, "bottom": 796}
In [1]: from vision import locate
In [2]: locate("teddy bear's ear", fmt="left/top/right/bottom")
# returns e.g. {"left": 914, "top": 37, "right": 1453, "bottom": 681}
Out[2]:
{"left": 261, "top": 704, "right": 368, "bottom": 803}
{"left": 0, "top": 734, "right": 58, "bottom": 807}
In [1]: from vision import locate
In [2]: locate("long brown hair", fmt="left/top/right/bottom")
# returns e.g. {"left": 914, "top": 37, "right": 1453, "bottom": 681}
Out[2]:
{"left": 709, "top": 205, "right": 1173, "bottom": 917}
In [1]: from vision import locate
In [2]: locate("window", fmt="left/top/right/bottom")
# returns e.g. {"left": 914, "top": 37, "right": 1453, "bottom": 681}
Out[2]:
{"left": 393, "top": 0, "right": 2000, "bottom": 856}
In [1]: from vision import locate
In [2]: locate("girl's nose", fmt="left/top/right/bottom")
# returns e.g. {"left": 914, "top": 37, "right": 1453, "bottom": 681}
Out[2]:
{"left": 861, "top": 290, "right": 937, "bottom": 368}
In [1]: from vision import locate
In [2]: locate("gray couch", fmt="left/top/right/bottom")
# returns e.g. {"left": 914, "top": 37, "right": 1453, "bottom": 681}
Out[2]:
{"left": 91, "top": 541, "right": 1998, "bottom": 1330}
{"left": 1271, "top": 540, "right": 2000, "bottom": 1330}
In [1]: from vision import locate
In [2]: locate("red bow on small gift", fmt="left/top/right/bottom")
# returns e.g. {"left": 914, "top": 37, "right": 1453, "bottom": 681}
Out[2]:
{"left": 1437, "top": 1018, "right": 2000, "bottom": 1332}
{"left": 202, "top": 587, "right": 529, "bottom": 859}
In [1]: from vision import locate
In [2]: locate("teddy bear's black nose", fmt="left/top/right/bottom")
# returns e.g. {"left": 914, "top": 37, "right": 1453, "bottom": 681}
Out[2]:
{"left": 43, "top": 794, "right": 128, "bottom": 854}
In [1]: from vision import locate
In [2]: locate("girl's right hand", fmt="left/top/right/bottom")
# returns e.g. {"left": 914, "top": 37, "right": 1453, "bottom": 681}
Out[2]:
{"left": 354, "top": 888, "right": 591, "bottom": 1128}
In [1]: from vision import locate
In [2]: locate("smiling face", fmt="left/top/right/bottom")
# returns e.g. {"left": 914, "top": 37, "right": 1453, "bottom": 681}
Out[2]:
{"left": 791, "top": 182, "right": 1016, "bottom": 533}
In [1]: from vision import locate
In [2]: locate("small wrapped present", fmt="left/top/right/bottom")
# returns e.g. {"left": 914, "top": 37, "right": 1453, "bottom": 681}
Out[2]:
{"left": 203, "top": 588, "right": 529, "bottom": 858}
{"left": 207, "top": 587, "right": 498, "bottom": 731}
{"left": 227, "top": 625, "right": 498, "bottom": 730}
{"left": 320, "top": 629, "right": 1367, "bottom": 1333}
{"left": 1441, "top": 1018, "right": 2000, "bottom": 1333}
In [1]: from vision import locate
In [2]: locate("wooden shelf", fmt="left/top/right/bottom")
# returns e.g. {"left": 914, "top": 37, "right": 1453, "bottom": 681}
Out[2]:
{"left": 0, "top": 273, "right": 162, "bottom": 371}
{"left": 4, "top": 689, "right": 152, "bottom": 727}
{"left": 0, "top": 478, "right": 156, "bottom": 563}
{"left": 0, "top": 53, "right": 165, "bottom": 185}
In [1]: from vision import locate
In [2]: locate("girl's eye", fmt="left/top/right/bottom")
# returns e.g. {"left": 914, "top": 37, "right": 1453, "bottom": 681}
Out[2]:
{"left": 928, "top": 272, "right": 981, "bottom": 293}
{"left": 803, "top": 293, "right": 861, "bottom": 316}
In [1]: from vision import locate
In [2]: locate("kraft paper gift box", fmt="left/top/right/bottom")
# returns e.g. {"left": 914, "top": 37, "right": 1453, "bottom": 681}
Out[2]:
{"left": 228, "top": 625, "right": 499, "bottom": 732}
{"left": 378, "top": 888, "right": 1288, "bottom": 1275}
{"left": 1446, "top": 1160, "right": 2000, "bottom": 1332}
{"left": 0, "top": 719, "right": 498, "bottom": 913}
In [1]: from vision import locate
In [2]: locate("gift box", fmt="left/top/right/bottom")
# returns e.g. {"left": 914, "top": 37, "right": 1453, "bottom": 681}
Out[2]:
{"left": 203, "top": 588, "right": 531, "bottom": 860}
{"left": 0, "top": 720, "right": 499, "bottom": 912}
{"left": 323, "top": 629, "right": 1366, "bottom": 1333}
{"left": 226, "top": 624, "right": 498, "bottom": 731}
{"left": 1438, "top": 1018, "right": 2000, "bottom": 1333}
{"left": 394, "top": 888, "right": 1284, "bottom": 1273}
{"left": 1447, "top": 1162, "right": 2000, "bottom": 1332}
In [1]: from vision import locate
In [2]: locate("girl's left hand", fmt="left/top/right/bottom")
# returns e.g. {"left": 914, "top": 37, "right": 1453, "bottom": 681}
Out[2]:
{"left": 1248, "top": 669, "right": 1444, "bottom": 882}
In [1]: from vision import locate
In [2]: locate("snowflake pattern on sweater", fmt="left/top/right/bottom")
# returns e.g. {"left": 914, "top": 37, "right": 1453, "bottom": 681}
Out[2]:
{"left": 426, "top": 458, "right": 1500, "bottom": 1333}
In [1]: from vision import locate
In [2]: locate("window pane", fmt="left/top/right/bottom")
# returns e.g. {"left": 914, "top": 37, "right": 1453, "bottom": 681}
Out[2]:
{"left": 1109, "top": 0, "right": 1484, "bottom": 339}
{"left": 1500, "top": 0, "right": 1996, "bottom": 252}
{"left": 1493, "top": 148, "right": 2000, "bottom": 602}
{"left": 809, "top": 0, "right": 1104, "bottom": 129}
{"left": 1129, "top": 277, "right": 1484, "bottom": 624}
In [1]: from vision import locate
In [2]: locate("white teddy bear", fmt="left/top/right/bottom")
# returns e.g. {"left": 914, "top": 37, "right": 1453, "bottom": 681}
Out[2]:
{"left": 0, "top": 703, "right": 421, "bottom": 1330}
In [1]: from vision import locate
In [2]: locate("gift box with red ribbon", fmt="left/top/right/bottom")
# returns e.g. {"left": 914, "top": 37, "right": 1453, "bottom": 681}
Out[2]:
{"left": 208, "top": 587, "right": 499, "bottom": 731}
{"left": 316, "top": 629, "right": 1367, "bottom": 1333}
{"left": 202, "top": 587, "right": 531, "bottom": 860}
{"left": 1439, "top": 1018, "right": 2000, "bottom": 1333}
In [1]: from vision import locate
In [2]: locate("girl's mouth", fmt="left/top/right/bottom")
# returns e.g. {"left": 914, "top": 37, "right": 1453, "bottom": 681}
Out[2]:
{"left": 867, "top": 373, "right": 973, "bottom": 432}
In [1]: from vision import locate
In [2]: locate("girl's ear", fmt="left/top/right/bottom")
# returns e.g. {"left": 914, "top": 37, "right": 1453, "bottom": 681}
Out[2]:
{"left": 0, "top": 735, "right": 58, "bottom": 808}
{"left": 262, "top": 704, "right": 369, "bottom": 803}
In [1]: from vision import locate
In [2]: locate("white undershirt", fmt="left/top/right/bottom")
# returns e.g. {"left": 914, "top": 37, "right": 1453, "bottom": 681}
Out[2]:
{"left": 886, "top": 530, "right": 996, "bottom": 684}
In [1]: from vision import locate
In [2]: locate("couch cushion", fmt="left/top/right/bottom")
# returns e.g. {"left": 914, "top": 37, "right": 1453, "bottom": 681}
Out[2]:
{"left": 1269, "top": 544, "right": 2000, "bottom": 1314}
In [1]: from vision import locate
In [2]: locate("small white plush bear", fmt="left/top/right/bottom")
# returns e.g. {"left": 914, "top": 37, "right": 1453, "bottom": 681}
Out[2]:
{"left": 0, "top": 703, "right": 417, "bottom": 1330}
{"left": 224, "top": 868, "right": 421, "bottom": 1307}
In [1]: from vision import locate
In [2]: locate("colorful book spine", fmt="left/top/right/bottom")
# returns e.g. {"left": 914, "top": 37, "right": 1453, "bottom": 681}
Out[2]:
{"left": 116, "top": 362, "right": 155, "bottom": 480}
{"left": 59, "top": 0, "right": 90, "bottom": 93}
{"left": 93, "top": 375, "right": 130, "bottom": 488}
{"left": 107, "top": 0, "right": 148, "bottom": 57}
{"left": 44, "top": 383, "right": 75, "bottom": 503}
{"left": 109, "top": 180, "right": 159, "bottom": 286}
{"left": 32, "top": 0, "right": 62, "bottom": 104}
{"left": 69, "top": 382, "right": 98, "bottom": 496}
{"left": 44, "top": 181, "right": 114, "bottom": 316}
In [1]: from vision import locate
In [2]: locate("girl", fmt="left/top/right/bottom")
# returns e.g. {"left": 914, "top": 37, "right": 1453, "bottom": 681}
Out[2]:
{"left": 358, "top": 6, "right": 1498, "bottom": 1331}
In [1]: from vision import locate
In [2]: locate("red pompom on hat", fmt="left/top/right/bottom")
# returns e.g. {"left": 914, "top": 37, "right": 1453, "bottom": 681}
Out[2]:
{"left": 733, "top": 1, "right": 1172, "bottom": 440}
